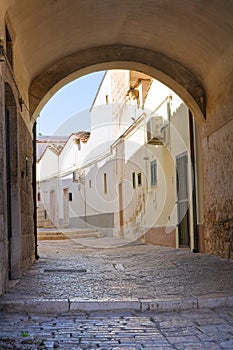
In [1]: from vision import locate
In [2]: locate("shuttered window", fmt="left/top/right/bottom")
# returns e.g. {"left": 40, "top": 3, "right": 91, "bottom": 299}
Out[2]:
{"left": 151, "top": 160, "right": 157, "bottom": 186}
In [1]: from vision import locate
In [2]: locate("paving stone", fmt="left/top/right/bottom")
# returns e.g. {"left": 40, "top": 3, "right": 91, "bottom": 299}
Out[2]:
{"left": 0, "top": 240, "right": 233, "bottom": 348}
{"left": 0, "top": 307, "right": 232, "bottom": 349}
{"left": 166, "top": 335, "right": 200, "bottom": 344}
{"left": 198, "top": 296, "right": 231, "bottom": 309}
{"left": 1, "top": 239, "right": 232, "bottom": 306}
{"left": 219, "top": 338, "right": 233, "bottom": 348}
{"left": 1, "top": 298, "right": 69, "bottom": 313}
{"left": 70, "top": 299, "right": 141, "bottom": 312}
{"left": 140, "top": 298, "right": 198, "bottom": 312}
{"left": 174, "top": 342, "right": 220, "bottom": 350}
{"left": 161, "top": 326, "right": 202, "bottom": 337}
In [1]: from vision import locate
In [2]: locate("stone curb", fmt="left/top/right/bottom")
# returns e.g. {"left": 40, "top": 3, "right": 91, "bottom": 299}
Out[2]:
{"left": 0, "top": 296, "right": 232, "bottom": 314}
{"left": 70, "top": 299, "right": 141, "bottom": 312}
{"left": 0, "top": 299, "right": 69, "bottom": 314}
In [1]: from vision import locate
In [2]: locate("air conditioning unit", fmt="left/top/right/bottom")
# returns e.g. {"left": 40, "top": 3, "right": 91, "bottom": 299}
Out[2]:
{"left": 73, "top": 170, "right": 83, "bottom": 183}
{"left": 147, "top": 116, "right": 165, "bottom": 145}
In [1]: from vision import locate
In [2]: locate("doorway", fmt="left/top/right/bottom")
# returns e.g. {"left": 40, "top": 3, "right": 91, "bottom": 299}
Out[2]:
{"left": 176, "top": 152, "right": 190, "bottom": 247}
{"left": 49, "top": 190, "right": 57, "bottom": 227}
{"left": 5, "top": 107, "right": 12, "bottom": 279}
{"left": 63, "top": 188, "right": 69, "bottom": 226}
{"left": 118, "top": 182, "right": 124, "bottom": 237}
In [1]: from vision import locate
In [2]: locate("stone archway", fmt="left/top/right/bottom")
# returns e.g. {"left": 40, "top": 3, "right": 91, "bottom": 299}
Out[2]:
{"left": 29, "top": 47, "right": 207, "bottom": 255}
{"left": 33, "top": 65, "right": 205, "bottom": 254}
{"left": 29, "top": 42, "right": 208, "bottom": 246}
{"left": 29, "top": 45, "right": 206, "bottom": 124}
{"left": 0, "top": 2, "right": 231, "bottom": 299}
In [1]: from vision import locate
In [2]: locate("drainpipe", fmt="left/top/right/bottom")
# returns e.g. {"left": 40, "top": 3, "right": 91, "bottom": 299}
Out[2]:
{"left": 32, "top": 122, "right": 39, "bottom": 259}
{"left": 83, "top": 173, "right": 87, "bottom": 227}
{"left": 189, "top": 111, "right": 198, "bottom": 252}
{"left": 166, "top": 94, "right": 172, "bottom": 149}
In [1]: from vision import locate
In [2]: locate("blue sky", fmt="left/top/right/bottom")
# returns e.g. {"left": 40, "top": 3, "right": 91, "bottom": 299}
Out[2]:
{"left": 37, "top": 71, "right": 105, "bottom": 136}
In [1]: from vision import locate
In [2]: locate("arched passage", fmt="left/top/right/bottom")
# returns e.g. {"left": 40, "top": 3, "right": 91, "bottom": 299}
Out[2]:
{"left": 0, "top": 1, "right": 232, "bottom": 299}
{"left": 30, "top": 46, "right": 206, "bottom": 252}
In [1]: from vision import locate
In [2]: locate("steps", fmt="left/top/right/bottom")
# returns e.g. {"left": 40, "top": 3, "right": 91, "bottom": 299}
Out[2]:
{"left": 37, "top": 228, "right": 104, "bottom": 241}
{"left": 63, "top": 229, "right": 104, "bottom": 239}
{"left": 37, "top": 229, "right": 67, "bottom": 240}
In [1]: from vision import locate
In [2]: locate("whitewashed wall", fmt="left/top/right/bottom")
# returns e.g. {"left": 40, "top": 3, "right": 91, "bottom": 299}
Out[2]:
{"left": 37, "top": 72, "right": 193, "bottom": 245}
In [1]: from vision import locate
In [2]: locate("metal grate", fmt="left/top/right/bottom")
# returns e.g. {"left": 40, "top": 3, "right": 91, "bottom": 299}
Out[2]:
{"left": 44, "top": 268, "right": 87, "bottom": 273}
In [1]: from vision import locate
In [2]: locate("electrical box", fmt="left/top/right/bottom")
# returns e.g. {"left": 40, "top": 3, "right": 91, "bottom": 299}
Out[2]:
{"left": 73, "top": 170, "right": 82, "bottom": 183}
{"left": 147, "top": 116, "right": 165, "bottom": 145}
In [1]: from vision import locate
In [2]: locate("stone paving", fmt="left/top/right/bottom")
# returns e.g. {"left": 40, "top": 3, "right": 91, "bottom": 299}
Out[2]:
{"left": 0, "top": 237, "right": 233, "bottom": 349}
{"left": 0, "top": 307, "right": 232, "bottom": 349}
{"left": 1, "top": 238, "right": 233, "bottom": 302}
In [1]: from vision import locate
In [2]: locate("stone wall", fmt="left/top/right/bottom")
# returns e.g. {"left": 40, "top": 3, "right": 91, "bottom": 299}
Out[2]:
{"left": 0, "top": 76, "right": 8, "bottom": 295}
{"left": 203, "top": 119, "right": 233, "bottom": 258}
{"left": 19, "top": 116, "right": 35, "bottom": 271}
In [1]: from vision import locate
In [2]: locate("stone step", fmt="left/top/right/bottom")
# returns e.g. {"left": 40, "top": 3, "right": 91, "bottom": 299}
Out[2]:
{"left": 63, "top": 231, "right": 104, "bottom": 239}
{"left": 37, "top": 231, "right": 66, "bottom": 240}
{"left": 37, "top": 228, "right": 104, "bottom": 240}
{"left": 1, "top": 296, "right": 233, "bottom": 314}
{"left": 37, "top": 235, "right": 67, "bottom": 240}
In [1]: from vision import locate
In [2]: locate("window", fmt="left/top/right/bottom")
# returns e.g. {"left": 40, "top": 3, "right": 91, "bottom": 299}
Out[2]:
{"left": 137, "top": 172, "right": 142, "bottom": 186}
{"left": 89, "top": 179, "right": 91, "bottom": 188}
{"left": 6, "top": 26, "right": 13, "bottom": 67}
{"left": 151, "top": 160, "right": 157, "bottom": 186}
{"left": 75, "top": 138, "right": 81, "bottom": 150}
{"left": 104, "top": 173, "right": 107, "bottom": 194}
{"left": 132, "top": 172, "right": 136, "bottom": 189}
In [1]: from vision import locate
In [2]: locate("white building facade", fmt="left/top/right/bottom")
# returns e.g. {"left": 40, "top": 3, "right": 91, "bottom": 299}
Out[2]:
{"left": 37, "top": 70, "right": 203, "bottom": 251}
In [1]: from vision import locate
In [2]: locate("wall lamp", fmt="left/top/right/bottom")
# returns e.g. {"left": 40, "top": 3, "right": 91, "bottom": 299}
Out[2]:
{"left": 126, "top": 86, "right": 139, "bottom": 100}
{"left": 0, "top": 36, "right": 5, "bottom": 62}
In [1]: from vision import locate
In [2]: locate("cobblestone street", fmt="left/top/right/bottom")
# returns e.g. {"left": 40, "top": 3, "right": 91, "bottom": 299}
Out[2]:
{"left": 0, "top": 307, "right": 233, "bottom": 349}
{"left": 0, "top": 238, "right": 233, "bottom": 348}
{"left": 1, "top": 238, "right": 233, "bottom": 303}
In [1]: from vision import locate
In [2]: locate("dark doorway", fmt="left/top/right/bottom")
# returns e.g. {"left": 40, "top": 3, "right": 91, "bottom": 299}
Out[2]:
{"left": 118, "top": 182, "right": 124, "bottom": 237}
{"left": 176, "top": 152, "right": 190, "bottom": 247}
{"left": 5, "top": 107, "right": 12, "bottom": 279}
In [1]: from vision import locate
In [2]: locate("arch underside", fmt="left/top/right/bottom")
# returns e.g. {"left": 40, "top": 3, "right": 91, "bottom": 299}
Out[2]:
{"left": 0, "top": 0, "right": 231, "bottom": 269}
{"left": 29, "top": 45, "right": 206, "bottom": 122}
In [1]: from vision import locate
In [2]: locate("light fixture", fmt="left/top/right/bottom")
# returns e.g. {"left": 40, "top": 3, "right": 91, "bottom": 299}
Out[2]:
{"left": 18, "top": 96, "right": 24, "bottom": 111}
{"left": 126, "top": 86, "right": 139, "bottom": 100}
{"left": 0, "top": 36, "right": 5, "bottom": 62}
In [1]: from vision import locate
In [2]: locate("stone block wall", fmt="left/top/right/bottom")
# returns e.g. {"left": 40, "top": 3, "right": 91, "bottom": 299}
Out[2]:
{"left": 0, "top": 76, "right": 8, "bottom": 295}
{"left": 19, "top": 116, "right": 35, "bottom": 271}
{"left": 203, "top": 119, "right": 233, "bottom": 258}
